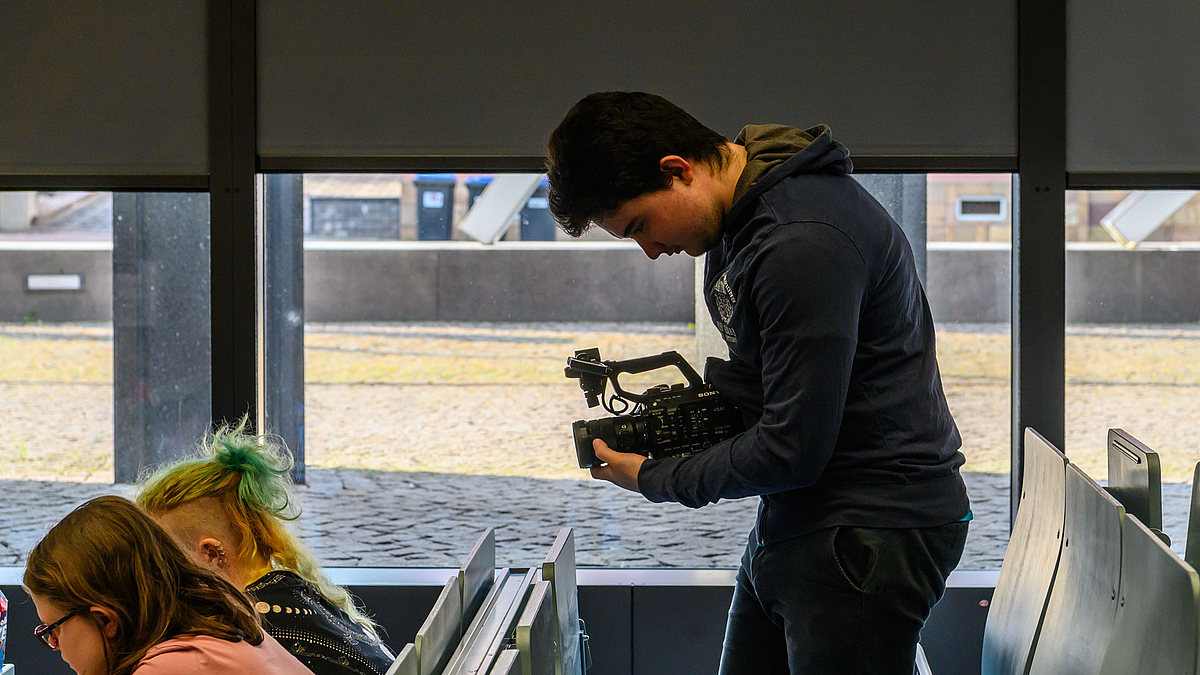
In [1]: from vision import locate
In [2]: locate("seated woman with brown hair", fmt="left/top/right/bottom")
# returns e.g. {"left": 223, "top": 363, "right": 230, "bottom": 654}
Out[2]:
{"left": 136, "top": 422, "right": 394, "bottom": 675}
{"left": 23, "top": 495, "right": 312, "bottom": 675}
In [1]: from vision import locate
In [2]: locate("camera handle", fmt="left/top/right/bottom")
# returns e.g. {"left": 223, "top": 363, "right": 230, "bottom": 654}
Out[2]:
{"left": 602, "top": 351, "right": 704, "bottom": 404}
{"left": 566, "top": 349, "right": 704, "bottom": 408}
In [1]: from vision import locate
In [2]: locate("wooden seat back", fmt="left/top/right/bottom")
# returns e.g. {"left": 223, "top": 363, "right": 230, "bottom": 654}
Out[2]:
{"left": 981, "top": 428, "right": 1068, "bottom": 675}
{"left": 1027, "top": 464, "right": 1124, "bottom": 675}
{"left": 1099, "top": 513, "right": 1200, "bottom": 675}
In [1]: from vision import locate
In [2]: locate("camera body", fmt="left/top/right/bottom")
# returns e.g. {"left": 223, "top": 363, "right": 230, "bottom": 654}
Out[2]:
{"left": 565, "top": 348, "right": 744, "bottom": 468}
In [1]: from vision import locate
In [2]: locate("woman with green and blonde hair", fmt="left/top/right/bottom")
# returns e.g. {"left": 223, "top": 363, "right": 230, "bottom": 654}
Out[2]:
{"left": 137, "top": 421, "right": 395, "bottom": 675}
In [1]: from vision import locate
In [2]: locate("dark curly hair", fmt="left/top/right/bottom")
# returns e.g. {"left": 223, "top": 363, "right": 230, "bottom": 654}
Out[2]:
{"left": 545, "top": 92, "right": 730, "bottom": 237}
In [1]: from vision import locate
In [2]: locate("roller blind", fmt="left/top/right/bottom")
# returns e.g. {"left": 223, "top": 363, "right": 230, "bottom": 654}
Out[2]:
{"left": 258, "top": 1, "right": 1017, "bottom": 161}
{"left": 1067, "top": 0, "right": 1200, "bottom": 173}
{"left": 0, "top": 1, "right": 207, "bottom": 176}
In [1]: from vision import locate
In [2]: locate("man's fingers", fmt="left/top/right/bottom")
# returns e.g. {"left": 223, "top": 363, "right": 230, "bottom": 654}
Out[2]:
{"left": 586, "top": 438, "right": 644, "bottom": 493}
{"left": 593, "top": 439, "right": 618, "bottom": 464}
{"left": 589, "top": 439, "right": 612, "bottom": 480}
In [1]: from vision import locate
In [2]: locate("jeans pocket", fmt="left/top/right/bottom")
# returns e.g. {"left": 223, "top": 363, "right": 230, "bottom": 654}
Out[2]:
{"left": 924, "top": 521, "right": 970, "bottom": 572}
{"left": 831, "top": 526, "right": 875, "bottom": 592}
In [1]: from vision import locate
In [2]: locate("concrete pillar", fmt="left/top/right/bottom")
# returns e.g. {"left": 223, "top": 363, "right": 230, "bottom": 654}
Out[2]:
{"left": 854, "top": 175, "right": 929, "bottom": 286}
{"left": 113, "top": 193, "right": 212, "bottom": 483}
{"left": 263, "top": 174, "right": 306, "bottom": 482}
{"left": 0, "top": 192, "right": 36, "bottom": 231}
{"left": 694, "top": 255, "right": 727, "bottom": 367}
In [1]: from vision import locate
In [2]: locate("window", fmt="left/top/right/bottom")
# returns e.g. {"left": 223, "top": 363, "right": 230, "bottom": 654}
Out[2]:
{"left": 0, "top": 191, "right": 211, "bottom": 488}
{"left": 263, "top": 173, "right": 709, "bottom": 567}
{"left": 1065, "top": 189, "right": 1200, "bottom": 555}
{"left": 261, "top": 173, "right": 1014, "bottom": 568}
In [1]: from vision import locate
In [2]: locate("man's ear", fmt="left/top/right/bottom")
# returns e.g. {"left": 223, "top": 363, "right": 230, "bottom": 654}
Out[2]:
{"left": 198, "top": 537, "right": 225, "bottom": 568}
{"left": 658, "top": 155, "right": 695, "bottom": 185}
{"left": 89, "top": 606, "right": 121, "bottom": 639}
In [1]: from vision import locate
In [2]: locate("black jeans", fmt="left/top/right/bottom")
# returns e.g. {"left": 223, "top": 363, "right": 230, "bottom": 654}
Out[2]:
{"left": 718, "top": 521, "right": 969, "bottom": 675}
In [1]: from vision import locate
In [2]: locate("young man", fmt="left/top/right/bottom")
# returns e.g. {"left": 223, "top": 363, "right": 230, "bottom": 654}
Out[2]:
{"left": 546, "top": 92, "right": 971, "bottom": 675}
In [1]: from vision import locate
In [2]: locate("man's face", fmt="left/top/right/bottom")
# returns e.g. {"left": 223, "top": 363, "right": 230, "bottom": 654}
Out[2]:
{"left": 597, "top": 163, "right": 725, "bottom": 259}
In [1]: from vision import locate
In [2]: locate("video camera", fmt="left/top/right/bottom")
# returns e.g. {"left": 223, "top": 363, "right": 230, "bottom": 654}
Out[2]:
{"left": 564, "top": 348, "right": 744, "bottom": 468}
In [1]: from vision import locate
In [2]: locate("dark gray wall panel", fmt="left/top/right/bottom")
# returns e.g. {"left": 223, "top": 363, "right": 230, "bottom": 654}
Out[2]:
{"left": 0, "top": 1, "right": 207, "bottom": 175}
{"left": 632, "top": 586, "right": 731, "bottom": 675}
{"left": 579, "top": 586, "right": 633, "bottom": 675}
{"left": 1067, "top": 0, "right": 1200, "bottom": 173}
{"left": 346, "top": 584, "right": 443, "bottom": 653}
{"left": 258, "top": 1, "right": 1017, "bottom": 159}
{"left": 304, "top": 249, "right": 440, "bottom": 321}
{"left": 923, "top": 585, "right": 993, "bottom": 675}
{"left": 435, "top": 248, "right": 692, "bottom": 322}
{"left": 0, "top": 249, "right": 112, "bottom": 321}
{"left": 302, "top": 246, "right": 692, "bottom": 322}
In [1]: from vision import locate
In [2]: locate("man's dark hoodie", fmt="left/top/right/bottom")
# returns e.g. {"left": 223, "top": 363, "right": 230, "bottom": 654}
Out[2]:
{"left": 637, "top": 124, "right": 970, "bottom": 545}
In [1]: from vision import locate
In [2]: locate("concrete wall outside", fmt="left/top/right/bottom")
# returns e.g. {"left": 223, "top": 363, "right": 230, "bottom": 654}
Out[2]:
{"left": 926, "top": 244, "right": 1013, "bottom": 323}
{"left": 1065, "top": 244, "right": 1200, "bottom": 323}
{"left": 925, "top": 243, "right": 1200, "bottom": 324}
{"left": 303, "top": 242, "right": 694, "bottom": 322}
{"left": 3, "top": 243, "right": 1199, "bottom": 325}
{"left": 0, "top": 245, "right": 112, "bottom": 321}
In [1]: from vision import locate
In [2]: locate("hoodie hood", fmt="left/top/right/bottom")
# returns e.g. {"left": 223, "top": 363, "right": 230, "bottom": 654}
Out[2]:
{"left": 726, "top": 124, "right": 853, "bottom": 226}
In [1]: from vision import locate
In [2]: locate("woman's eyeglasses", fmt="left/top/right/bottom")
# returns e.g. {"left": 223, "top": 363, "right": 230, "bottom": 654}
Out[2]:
{"left": 34, "top": 610, "right": 83, "bottom": 650}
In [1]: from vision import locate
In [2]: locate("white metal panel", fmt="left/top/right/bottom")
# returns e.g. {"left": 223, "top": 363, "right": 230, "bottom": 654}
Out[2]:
{"left": 459, "top": 175, "right": 542, "bottom": 244}
{"left": 1099, "top": 191, "right": 1197, "bottom": 247}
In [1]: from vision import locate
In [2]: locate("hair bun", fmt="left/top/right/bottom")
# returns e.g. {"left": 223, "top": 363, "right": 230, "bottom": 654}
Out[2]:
{"left": 215, "top": 442, "right": 259, "bottom": 474}
{"left": 207, "top": 423, "right": 296, "bottom": 515}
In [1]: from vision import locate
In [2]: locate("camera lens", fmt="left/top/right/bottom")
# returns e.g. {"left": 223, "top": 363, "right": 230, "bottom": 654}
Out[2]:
{"left": 573, "top": 416, "right": 654, "bottom": 468}
{"left": 613, "top": 419, "right": 635, "bottom": 449}
{"left": 572, "top": 420, "right": 597, "bottom": 468}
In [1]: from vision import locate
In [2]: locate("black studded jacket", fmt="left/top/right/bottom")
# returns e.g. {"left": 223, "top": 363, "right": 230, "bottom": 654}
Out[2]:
{"left": 247, "top": 570, "right": 395, "bottom": 675}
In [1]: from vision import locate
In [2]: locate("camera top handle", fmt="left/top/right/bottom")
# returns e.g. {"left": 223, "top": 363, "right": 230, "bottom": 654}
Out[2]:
{"left": 564, "top": 348, "right": 704, "bottom": 407}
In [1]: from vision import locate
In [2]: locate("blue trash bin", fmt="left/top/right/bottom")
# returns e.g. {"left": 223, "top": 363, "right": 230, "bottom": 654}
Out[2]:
{"left": 465, "top": 175, "right": 493, "bottom": 209}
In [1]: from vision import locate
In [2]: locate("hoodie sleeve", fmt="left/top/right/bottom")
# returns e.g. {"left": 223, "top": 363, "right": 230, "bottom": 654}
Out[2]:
{"left": 638, "top": 222, "right": 868, "bottom": 507}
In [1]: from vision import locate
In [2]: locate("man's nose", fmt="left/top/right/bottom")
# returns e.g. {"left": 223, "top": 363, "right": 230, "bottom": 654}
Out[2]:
{"left": 635, "top": 237, "right": 663, "bottom": 260}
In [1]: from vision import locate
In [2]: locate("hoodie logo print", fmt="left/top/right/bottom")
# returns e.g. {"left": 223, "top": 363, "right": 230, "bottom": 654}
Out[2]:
{"left": 712, "top": 270, "right": 738, "bottom": 345}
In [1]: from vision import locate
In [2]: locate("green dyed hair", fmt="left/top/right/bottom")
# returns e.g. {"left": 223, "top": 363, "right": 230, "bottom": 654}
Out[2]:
{"left": 136, "top": 418, "right": 378, "bottom": 636}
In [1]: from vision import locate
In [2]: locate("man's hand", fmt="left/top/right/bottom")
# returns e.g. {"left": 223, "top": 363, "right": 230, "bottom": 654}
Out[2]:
{"left": 589, "top": 439, "right": 645, "bottom": 493}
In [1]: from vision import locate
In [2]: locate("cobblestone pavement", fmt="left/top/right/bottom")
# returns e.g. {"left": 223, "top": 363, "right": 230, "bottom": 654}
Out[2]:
{"left": 1, "top": 468, "right": 1191, "bottom": 571}
{"left": 0, "top": 470, "right": 982, "bottom": 567}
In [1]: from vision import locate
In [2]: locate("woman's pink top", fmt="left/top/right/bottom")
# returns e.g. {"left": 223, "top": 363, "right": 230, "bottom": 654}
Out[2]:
{"left": 134, "top": 633, "right": 313, "bottom": 674}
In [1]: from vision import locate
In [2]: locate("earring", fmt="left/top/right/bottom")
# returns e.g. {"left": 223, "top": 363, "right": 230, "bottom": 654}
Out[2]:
{"left": 217, "top": 547, "right": 228, "bottom": 567}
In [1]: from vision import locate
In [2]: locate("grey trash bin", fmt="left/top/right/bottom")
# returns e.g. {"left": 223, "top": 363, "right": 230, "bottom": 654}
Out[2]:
{"left": 520, "top": 178, "right": 555, "bottom": 241}
{"left": 413, "top": 173, "right": 456, "bottom": 240}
